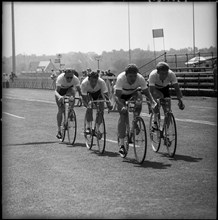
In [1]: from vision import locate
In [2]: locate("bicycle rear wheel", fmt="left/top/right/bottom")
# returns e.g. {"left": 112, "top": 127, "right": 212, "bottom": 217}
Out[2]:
{"left": 67, "top": 108, "right": 77, "bottom": 145}
{"left": 149, "top": 113, "right": 161, "bottom": 152}
{"left": 163, "top": 113, "right": 177, "bottom": 157}
{"left": 94, "top": 117, "right": 106, "bottom": 154}
{"left": 133, "top": 116, "right": 147, "bottom": 164}
{"left": 84, "top": 119, "right": 93, "bottom": 150}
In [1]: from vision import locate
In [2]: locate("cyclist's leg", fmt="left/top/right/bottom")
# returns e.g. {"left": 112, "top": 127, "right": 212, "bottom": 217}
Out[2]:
{"left": 85, "top": 94, "right": 93, "bottom": 130}
{"left": 151, "top": 88, "right": 163, "bottom": 124}
{"left": 161, "top": 86, "right": 171, "bottom": 128}
{"left": 66, "top": 87, "right": 76, "bottom": 108}
{"left": 132, "top": 90, "right": 143, "bottom": 116}
{"left": 116, "top": 94, "right": 131, "bottom": 146}
{"left": 55, "top": 94, "right": 65, "bottom": 136}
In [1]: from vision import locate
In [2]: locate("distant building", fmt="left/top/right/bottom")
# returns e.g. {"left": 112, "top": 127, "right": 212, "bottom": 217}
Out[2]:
{"left": 29, "top": 60, "right": 58, "bottom": 72}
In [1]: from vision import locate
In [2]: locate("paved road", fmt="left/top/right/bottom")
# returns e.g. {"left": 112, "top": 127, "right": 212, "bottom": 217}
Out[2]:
{"left": 2, "top": 88, "right": 217, "bottom": 219}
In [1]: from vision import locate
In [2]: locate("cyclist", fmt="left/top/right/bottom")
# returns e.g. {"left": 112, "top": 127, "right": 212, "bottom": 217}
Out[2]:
{"left": 81, "top": 71, "right": 113, "bottom": 134}
{"left": 114, "top": 64, "right": 157, "bottom": 156}
{"left": 148, "top": 61, "right": 185, "bottom": 129}
{"left": 55, "top": 68, "right": 82, "bottom": 139}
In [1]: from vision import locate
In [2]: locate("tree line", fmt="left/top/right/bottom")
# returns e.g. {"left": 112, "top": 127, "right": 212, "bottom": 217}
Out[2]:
{"left": 2, "top": 46, "right": 217, "bottom": 76}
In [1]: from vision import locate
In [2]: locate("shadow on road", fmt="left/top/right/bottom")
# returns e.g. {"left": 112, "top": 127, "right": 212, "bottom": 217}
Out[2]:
{"left": 66, "top": 142, "right": 86, "bottom": 148}
{"left": 89, "top": 149, "right": 120, "bottom": 157}
{"left": 123, "top": 158, "right": 172, "bottom": 169}
{"left": 3, "top": 141, "right": 58, "bottom": 146}
{"left": 158, "top": 152, "right": 203, "bottom": 162}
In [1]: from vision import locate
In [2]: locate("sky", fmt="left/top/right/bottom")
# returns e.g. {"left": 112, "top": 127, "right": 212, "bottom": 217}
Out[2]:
{"left": 2, "top": 1, "right": 217, "bottom": 58}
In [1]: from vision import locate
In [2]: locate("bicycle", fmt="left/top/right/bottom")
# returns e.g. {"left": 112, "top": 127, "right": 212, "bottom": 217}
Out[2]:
{"left": 149, "top": 97, "right": 177, "bottom": 157}
{"left": 60, "top": 95, "right": 77, "bottom": 145}
{"left": 84, "top": 99, "right": 110, "bottom": 154}
{"left": 117, "top": 96, "right": 147, "bottom": 164}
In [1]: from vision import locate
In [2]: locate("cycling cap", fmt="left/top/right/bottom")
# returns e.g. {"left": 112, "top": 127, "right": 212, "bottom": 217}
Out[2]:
{"left": 88, "top": 71, "right": 99, "bottom": 79}
{"left": 125, "top": 64, "right": 139, "bottom": 75}
{"left": 156, "top": 62, "right": 169, "bottom": 72}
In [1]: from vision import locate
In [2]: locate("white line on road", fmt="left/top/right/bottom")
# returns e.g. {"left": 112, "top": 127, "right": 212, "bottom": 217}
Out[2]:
{"left": 4, "top": 96, "right": 216, "bottom": 126}
{"left": 2, "top": 112, "right": 25, "bottom": 119}
{"left": 141, "top": 113, "right": 216, "bottom": 126}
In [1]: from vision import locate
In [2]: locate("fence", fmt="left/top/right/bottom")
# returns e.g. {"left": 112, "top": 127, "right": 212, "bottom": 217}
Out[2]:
{"left": 6, "top": 72, "right": 217, "bottom": 98}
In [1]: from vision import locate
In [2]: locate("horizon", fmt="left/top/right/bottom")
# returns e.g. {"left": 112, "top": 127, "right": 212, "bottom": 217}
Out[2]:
{"left": 2, "top": 2, "right": 216, "bottom": 58}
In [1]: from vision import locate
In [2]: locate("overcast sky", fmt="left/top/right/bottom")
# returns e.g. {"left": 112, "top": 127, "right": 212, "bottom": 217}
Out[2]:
{"left": 2, "top": 1, "right": 217, "bottom": 57}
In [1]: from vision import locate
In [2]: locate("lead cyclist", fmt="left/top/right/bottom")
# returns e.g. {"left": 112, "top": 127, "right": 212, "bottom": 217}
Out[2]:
{"left": 148, "top": 61, "right": 185, "bottom": 130}
{"left": 55, "top": 68, "right": 82, "bottom": 139}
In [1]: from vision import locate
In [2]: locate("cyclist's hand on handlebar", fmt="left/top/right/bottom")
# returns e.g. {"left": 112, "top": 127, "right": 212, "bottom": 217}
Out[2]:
{"left": 58, "top": 96, "right": 64, "bottom": 104}
{"left": 178, "top": 99, "right": 185, "bottom": 110}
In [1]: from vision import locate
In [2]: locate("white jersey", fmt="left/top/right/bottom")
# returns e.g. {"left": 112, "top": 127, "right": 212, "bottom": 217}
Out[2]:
{"left": 115, "top": 71, "right": 147, "bottom": 95}
{"left": 56, "top": 72, "right": 80, "bottom": 89}
{"left": 80, "top": 76, "right": 108, "bottom": 95}
{"left": 148, "top": 69, "right": 177, "bottom": 89}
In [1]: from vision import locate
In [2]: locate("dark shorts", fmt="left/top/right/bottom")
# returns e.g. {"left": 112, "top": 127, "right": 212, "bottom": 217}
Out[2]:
{"left": 59, "top": 85, "right": 74, "bottom": 96}
{"left": 120, "top": 93, "right": 134, "bottom": 101}
{"left": 156, "top": 85, "right": 170, "bottom": 98}
{"left": 88, "top": 89, "right": 103, "bottom": 101}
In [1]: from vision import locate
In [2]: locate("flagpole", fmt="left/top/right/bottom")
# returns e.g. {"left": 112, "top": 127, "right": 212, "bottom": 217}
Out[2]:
{"left": 192, "top": 2, "right": 195, "bottom": 57}
{"left": 128, "top": 1, "right": 131, "bottom": 63}
{"left": 11, "top": 2, "right": 16, "bottom": 75}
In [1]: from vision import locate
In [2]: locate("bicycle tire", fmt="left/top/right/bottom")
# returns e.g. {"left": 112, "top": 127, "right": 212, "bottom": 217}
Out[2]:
{"left": 61, "top": 112, "right": 66, "bottom": 142}
{"left": 93, "top": 116, "right": 106, "bottom": 154}
{"left": 163, "top": 112, "right": 177, "bottom": 157}
{"left": 84, "top": 118, "right": 93, "bottom": 150}
{"left": 67, "top": 108, "right": 77, "bottom": 145}
{"left": 133, "top": 116, "right": 147, "bottom": 164}
{"left": 149, "top": 113, "right": 161, "bottom": 152}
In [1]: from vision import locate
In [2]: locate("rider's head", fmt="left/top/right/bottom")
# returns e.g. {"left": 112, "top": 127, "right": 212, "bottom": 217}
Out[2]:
{"left": 156, "top": 62, "right": 169, "bottom": 81}
{"left": 125, "top": 64, "right": 139, "bottom": 85}
{"left": 88, "top": 71, "right": 99, "bottom": 87}
{"left": 64, "top": 68, "right": 74, "bottom": 82}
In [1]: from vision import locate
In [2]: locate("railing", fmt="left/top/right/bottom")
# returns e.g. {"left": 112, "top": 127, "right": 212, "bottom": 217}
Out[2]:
{"left": 138, "top": 52, "right": 167, "bottom": 77}
{"left": 6, "top": 73, "right": 217, "bottom": 97}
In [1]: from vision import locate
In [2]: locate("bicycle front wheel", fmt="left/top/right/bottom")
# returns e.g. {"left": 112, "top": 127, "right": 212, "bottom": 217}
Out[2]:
{"left": 61, "top": 112, "right": 66, "bottom": 142}
{"left": 94, "top": 117, "right": 106, "bottom": 154}
{"left": 67, "top": 109, "right": 77, "bottom": 145}
{"left": 163, "top": 113, "right": 177, "bottom": 157}
{"left": 84, "top": 119, "right": 93, "bottom": 150}
{"left": 149, "top": 113, "right": 161, "bottom": 152}
{"left": 133, "top": 116, "right": 147, "bottom": 164}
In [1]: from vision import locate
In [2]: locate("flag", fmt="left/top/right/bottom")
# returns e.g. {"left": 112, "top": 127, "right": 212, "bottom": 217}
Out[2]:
{"left": 152, "top": 29, "right": 164, "bottom": 38}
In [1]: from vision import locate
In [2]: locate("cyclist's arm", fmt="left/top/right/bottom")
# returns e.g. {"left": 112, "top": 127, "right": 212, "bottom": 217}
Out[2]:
{"left": 142, "top": 87, "right": 156, "bottom": 107}
{"left": 55, "top": 85, "right": 63, "bottom": 100}
{"left": 172, "top": 83, "right": 183, "bottom": 101}
{"left": 76, "top": 85, "right": 82, "bottom": 97}
{"left": 115, "top": 89, "right": 125, "bottom": 108}
{"left": 81, "top": 94, "right": 89, "bottom": 108}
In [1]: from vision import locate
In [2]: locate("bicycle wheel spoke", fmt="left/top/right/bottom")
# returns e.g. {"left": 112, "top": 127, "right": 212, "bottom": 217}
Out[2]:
{"left": 61, "top": 113, "right": 66, "bottom": 142}
{"left": 84, "top": 120, "right": 93, "bottom": 150}
{"left": 95, "top": 118, "right": 106, "bottom": 154}
{"left": 67, "top": 109, "right": 77, "bottom": 145}
{"left": 149, "top": 113, "right": 161, "bottom": 152}
{"left": 134, "top": 117, "right": 147, "bottom": 164}
{"left": 164, "top": 113, "right": 177, "bottom": 157}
